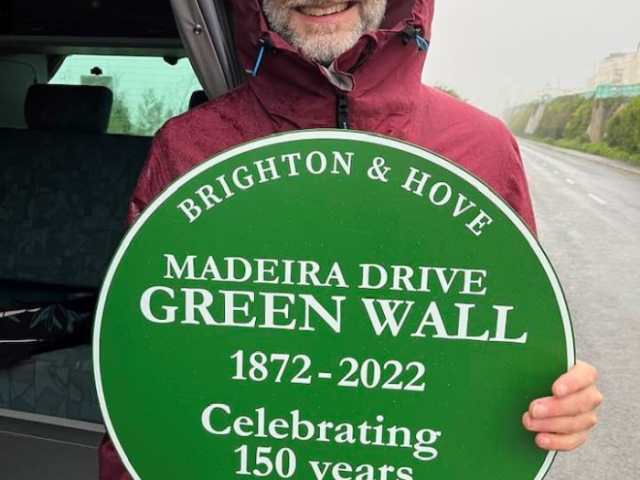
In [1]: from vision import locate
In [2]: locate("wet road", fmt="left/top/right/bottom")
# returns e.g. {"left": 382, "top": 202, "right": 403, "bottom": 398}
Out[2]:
{"left": 518, "top": 140, "right": 640, "bottom": 480}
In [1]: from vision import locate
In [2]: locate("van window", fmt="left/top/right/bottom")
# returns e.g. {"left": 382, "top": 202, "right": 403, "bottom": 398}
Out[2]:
{"left": 50, "top": 55, "right": 202, "bottom": 136}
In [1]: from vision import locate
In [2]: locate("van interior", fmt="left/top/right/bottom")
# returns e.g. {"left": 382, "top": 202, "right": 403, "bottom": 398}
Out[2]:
{"left": 0, "top": 1, "right": 238, "bottom": 478}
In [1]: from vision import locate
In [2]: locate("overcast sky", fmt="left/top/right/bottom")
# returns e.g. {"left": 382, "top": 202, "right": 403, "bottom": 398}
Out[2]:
{"left": 422, "top": 0, "right": 640, "bottom": 118}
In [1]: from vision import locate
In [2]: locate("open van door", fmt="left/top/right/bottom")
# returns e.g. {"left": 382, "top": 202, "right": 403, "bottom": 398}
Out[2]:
{"left": 170, "top": 0, "right": 245, "bottom": 98}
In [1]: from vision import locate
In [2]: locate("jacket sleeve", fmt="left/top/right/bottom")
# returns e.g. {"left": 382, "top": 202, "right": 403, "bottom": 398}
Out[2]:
{"left": 99, "top": 437, "right": 133, "bottom": 480}
{"left": 126, "top": 129, "right": 178, "bottom": 229}
{"left": 503, "top": 135, "right": 538, "bottom": 236}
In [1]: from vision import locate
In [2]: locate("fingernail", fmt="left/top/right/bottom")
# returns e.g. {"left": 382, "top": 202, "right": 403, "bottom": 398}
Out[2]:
{"left": 538, "top": 435, "right": 550, "bottom": 448}
{"left": 533, "top": 403, "right": 548, "bottom": 418}
{"left": 556, "top": 384, "right": 568, "bottom": 397}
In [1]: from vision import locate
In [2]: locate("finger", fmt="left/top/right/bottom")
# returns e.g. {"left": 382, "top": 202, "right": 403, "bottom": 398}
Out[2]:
{"left": 529, "top": 385, "right": 603, "bottom": 419}
{"left": 552, "top": 361, "right": 598, "bottom": 398}
{"left": 523, "top": 411, "right": 598, "bottom": 434}
{"left": 535, "top": 431, "right": 589, "bottom": 451}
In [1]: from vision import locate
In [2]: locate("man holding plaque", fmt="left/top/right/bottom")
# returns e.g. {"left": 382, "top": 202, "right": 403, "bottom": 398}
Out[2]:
{"left": 100, "top": 0, "right": 602, "bottom": 477}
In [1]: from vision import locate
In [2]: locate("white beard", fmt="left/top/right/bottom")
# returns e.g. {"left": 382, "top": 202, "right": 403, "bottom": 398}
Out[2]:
{"left": 262, "top": 0, "right": 387, "bottom": 65}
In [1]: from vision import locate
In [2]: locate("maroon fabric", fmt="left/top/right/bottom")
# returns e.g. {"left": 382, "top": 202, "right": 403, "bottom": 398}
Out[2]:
{"left": 99, "top": 437, "right": 133, "bottom": 480}
{"left": 101, "top": 0, "right": 536, "bottom": 477}
{"left": 122, "top": 0, "right": 535, "bottom": 232}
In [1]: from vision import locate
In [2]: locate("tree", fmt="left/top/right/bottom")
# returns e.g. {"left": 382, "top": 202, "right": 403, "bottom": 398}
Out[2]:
{"left": 535, "top": 95, "right": 586, "bottom": 141}
{"left": 433, "top": 85, "right": 465, "bottom": 101}
{"left": 509, "top": 103, "right": 537, "bottom": 136}
{"left": 134, "top": 89, "right": 178, "bottom": 136}
{"left": 606, "top": 96, "right": 640, "bottom": 154}
{"left": 108, "top": 94, "right": 134, "bottom": 135}
{"left": 563, "top": 100, "right": 593, "bottom": 142}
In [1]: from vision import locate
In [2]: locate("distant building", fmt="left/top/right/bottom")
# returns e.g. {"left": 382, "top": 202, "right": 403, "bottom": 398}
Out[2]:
{"left": 507, "top": 44, "right": 640, "bottom": 119}
{"left": 524, "top": 84, "right": 586, "bottom": 103}
{"left": 589, "top": 43, "right": 640, "bottom": 88}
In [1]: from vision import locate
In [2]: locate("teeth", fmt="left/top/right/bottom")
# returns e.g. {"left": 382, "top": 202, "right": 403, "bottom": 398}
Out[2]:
{"left": 299, "top": 3, "right": 350, "bottom": 16}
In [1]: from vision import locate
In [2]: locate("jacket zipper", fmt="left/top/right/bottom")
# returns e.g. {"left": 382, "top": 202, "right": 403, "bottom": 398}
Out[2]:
{"left": 335, "top": 37, "right": 375, "bottom": 129}
{"left": 336, "top": 94, "right": 350, "bottom": 129}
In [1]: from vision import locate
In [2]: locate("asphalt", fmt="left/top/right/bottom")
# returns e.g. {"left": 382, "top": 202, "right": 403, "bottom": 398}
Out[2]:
{"left": 518, "top": 139, "right": 640, "bottom": 480}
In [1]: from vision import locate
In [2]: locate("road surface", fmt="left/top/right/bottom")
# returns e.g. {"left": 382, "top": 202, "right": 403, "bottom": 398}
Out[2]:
{"left": 518, "top": 140, "right": 640, "bottom": 480}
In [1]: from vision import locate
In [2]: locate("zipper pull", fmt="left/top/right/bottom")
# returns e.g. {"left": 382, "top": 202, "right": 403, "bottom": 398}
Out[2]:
{"left": 337, "top": 94, "right": 350, "bottom": 129}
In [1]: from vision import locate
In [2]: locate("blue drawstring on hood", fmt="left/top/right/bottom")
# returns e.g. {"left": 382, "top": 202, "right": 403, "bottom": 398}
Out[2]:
{"left": 402, "top": 25, "right": 430, "bottom": 52}
{"left": 251, "top": 37, "right": 278, "bottom": 77}
{"left": 251, "top": 44, "right": 266, "bottom": 77}
{"left": 414, "top": 35, "right": 430, "bottom": 52}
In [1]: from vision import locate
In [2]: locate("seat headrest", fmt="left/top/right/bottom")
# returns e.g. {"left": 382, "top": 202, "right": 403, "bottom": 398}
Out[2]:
{"left": 189, "top": 90, "right": 209, "bottom": 110}
{"left": 25, "top": 84, "right": 114, "bottom": 134}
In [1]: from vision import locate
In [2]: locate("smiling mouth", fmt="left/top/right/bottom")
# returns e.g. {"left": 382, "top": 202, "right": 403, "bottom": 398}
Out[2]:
{"left": 296, "top": 2, "right": 356, "bottom": 17}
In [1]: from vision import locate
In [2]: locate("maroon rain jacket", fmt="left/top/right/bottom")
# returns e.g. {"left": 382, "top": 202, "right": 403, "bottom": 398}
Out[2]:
{"left": 100, "top": 0, "right": 536, "bottom": 477}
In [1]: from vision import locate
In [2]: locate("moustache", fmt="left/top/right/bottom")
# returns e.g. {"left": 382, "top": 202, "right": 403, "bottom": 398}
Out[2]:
{"left": 280, "top": 0, "right": 361, "bottom": 8}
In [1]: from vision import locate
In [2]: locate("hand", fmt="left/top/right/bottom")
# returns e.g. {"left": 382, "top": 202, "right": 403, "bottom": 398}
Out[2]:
{"left": 522, "top": 360, "right": 602, "bottom": 451}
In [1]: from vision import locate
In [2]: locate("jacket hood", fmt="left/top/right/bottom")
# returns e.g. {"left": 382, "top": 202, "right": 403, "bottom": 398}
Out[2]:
{"left": 230, "top": 0, "right": 435, "bottom": 108}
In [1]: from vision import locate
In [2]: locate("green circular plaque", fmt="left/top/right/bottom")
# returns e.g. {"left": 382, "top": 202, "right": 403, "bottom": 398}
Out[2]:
{"left": 94, "top": 130, "right": 574, "bottom": 480}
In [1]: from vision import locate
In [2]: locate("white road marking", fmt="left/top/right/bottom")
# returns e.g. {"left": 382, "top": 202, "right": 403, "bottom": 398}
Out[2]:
{"left": 588, "top": 194, "right": 607, "bottom": 205}
{"left": 565, "top": 178, "right": 575, "bottom": 185}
